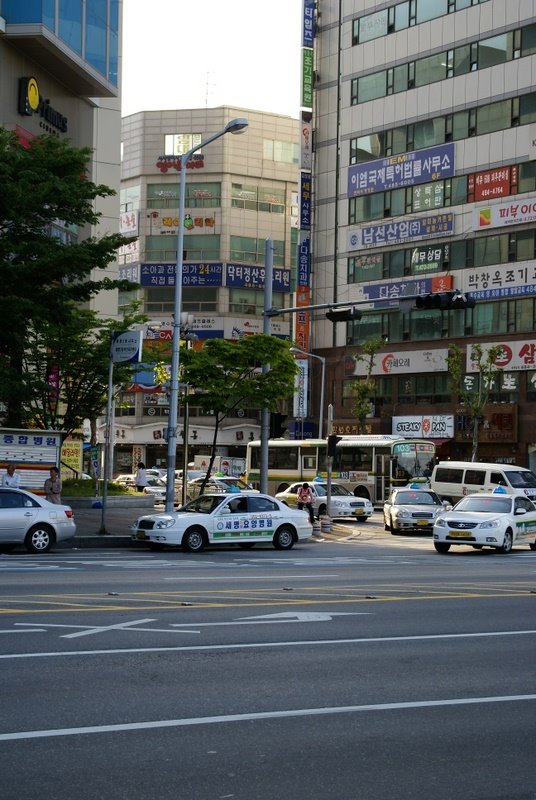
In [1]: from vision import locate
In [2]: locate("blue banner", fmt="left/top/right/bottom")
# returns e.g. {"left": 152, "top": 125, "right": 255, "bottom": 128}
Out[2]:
{"left": 297, "top": 237, "right": 310, "bottom": 287}
{"left": 302, "top": 1, "right": 315, "bottom": 47}
{"left": 348, "top": 143, "right": 455, "bottom": 197}
{"left": 225, "top": 264, "right": 291, "bottom": 292}
{"left": 139, "top": 263, "right": 223, "bottom": 287}
{"left": 347, "top": 212, "right": 454, "bottom": 250}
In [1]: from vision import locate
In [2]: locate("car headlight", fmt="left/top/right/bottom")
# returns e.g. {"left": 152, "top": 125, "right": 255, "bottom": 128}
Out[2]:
{"left": 154, "top": 517, "right": 177, "bottom": 529}
{"left": 478, "top": 519, "right": 501, "bottom": 530}
{"left": 395, "top": 508, "right": 410, "bottom": 518}
{"left": 435, "top": 518, "right": 447, "bottom": 527}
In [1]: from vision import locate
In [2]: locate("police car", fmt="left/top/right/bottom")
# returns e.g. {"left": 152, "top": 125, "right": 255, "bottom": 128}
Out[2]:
{"left": 131, "top": 492, "right": 312, "bottom": 552}
{"left": 433, "top": 487, "right": 536, "bottom": 554}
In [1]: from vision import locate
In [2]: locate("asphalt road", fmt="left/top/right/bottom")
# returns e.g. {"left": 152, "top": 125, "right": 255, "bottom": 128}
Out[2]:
{"left": 1, "top": 527, "right": 535, "bottom": 800}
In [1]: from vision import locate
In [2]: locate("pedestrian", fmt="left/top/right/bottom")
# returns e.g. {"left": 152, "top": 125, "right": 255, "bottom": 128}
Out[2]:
{"left": 297, "top": 482, "right": 315, "bottom": 524}
{"left": 44, "top": 467, "right": 62, "bottom": 504}
{"left": 135, "top": 462, "right": 148, "bottom": 492}
{"left": 1, "top": 464, "right": 21, "bottom": 488}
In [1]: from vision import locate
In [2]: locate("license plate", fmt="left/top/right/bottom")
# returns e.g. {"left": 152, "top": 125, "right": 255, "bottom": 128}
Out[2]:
{"left": 353, "top": 509, "right": 365, "bottom": 516}
{"left": 136, "top": 530, "right": 148, "bottom": 540}
{"left": 416, "top": 520, "right": 430, "bottom": 526}
{"left": 449, "top": 530, "right": 471, "bottom": 538}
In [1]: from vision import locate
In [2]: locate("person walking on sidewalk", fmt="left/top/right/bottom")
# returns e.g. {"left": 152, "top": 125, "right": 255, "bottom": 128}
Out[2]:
{"left": 135, "top": 462, "right": 148, "bottom": 493}
{"left": 297, "top": 482, "right": 315, "bottom": 524}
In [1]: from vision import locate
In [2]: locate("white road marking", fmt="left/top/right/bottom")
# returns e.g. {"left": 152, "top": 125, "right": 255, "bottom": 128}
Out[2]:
{"left": 1, "top": 628, "right": 535, "bottom": 660}
{"left": 1, "top": 693, "right": 535, "bottom": 741}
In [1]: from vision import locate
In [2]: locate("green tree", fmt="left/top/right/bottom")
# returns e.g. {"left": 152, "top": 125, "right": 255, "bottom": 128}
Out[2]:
{"left": 447, "top": 343, "right": 504, "bottom": 461}
{"left": 351, "top": 336, "right": 385, "bottom": 433}
{"left": 20, "top": 304, "right": 147, "bottom": 440}
{"left": 0, "top": 129, "right": 133, "bottom": 426}
{"left": 176, "top": 335, "right": 297, "bottom": 489}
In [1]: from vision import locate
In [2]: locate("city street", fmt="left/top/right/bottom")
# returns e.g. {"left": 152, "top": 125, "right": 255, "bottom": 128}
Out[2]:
{"left": 1, "top": 526, "right": 535, "bottom": 800}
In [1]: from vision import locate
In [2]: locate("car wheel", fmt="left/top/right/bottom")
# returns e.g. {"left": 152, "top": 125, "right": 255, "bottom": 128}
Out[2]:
{"left": 182, "top": 527, "right": 206, "bottom": 553}
{"left": 497, "top": 529, "right": 513, "bottom": 554}
{"left": 238, "top": 542, "right": 255, "bottom": 549}
{"left": 25, "top": 525, "right": 55, "bottom": 554}
{"left": 434, "top": 542, "right": 451, "bottom": 554}
{"left": 318, "top": 503, "right": 327, "bottom": 517}
{"left": 389, "top": 515, "right": 400, "bottom": 535}
{"left": 273, "top": 525, "right": 295, "bottom": 550}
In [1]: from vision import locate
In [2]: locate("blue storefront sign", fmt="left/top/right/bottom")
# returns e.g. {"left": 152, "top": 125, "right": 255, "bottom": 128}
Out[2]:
{"left": 302, "top": 0, "right": 315, "bottom": 47}
{"left": 347, "top": 212, "right": 454, "bottom": 250}
{"left": 139, "top": 262, "right": 223, "bottom": 287}
{"left": 225, "top": 264, "right": 291, "bottom": 292}
{"left": 298, "top": 237, "right": 310, "bottom": 287}
{"left": 348, "top": 143, "right": 455, "bottom": 198}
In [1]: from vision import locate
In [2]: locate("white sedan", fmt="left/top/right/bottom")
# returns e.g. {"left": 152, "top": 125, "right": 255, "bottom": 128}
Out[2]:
{"left": 0, "top": 488, "right": 76, "bottom": 553}
{"left": 433, "top": 490, "right": 536, "bottom": 554}
{"left": 131, "top": 492, "right": 312, "bottom": 552}
{"left": 275, "top": 481, "right": 373, "bottom": 519}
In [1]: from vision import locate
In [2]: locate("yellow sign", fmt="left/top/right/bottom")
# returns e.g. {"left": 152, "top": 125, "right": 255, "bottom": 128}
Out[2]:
{"left": 61, "top": 439, "right": 83, "bottom": 480}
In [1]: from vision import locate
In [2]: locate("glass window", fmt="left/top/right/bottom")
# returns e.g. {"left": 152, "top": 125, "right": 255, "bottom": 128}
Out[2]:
{"left": 351, "top": 133, "right": 385, "bottom": 163}
{"left": 411, "top": 309, "right": 443, "bottom": 340}
{"left": 393, "top": 63, "right": 409, "bottom": 93}
{"left": 520, "top": 92, "right": 536, "bottom": 124}
{"left": 164, "top": 133, "right": 202, "bottom": 156}
{"left": 109, "top": 0, "right": 119, "bottom": 85}
{"left": 348, "top": 254, "right": 384, "bottom": 283}
{"left": 392, "top": 127, "right": 408, "bottom": 154}
{"left": 415, "top": 52, "right": 447, "bottom": 87}
{"left": 412, "top": 182, "right": 444, "bottom": 212}
{"left": 358, "top": 9, "right": 388, "bottom": 43}
{"left": 454, "top": 45, "right": 471, "bottom": 76}
{"left": 473, "top": 234, "right": 508, "bottom": 267}
{"left": 358, "top": 72, "right": 387, "bottom": 103}
{"left": 120, "top": 185, "right": 141, "bottom": 212}
{"left": 85, "top": 0, "right": 107, "bottom": 75}
{"left": 58, "top": 0, "right": 83, "bottom": 54}
{"left": 478, "top": 33, "right": 511, "bottom": 69}
{"left": 395, "top": 2, "right": 410, "bottom": 30}
{"left": 473, "top": 302, "right": 507, "bottom": 335}
{"left": 388, "top": 249, "right": 407, "bottom": 278}
{"left": 515, "top": 229, "right": 536, "bottom": 261}
{"left": 449, "top": 175, "right": 467, "bottom": 206}
{"left": 263, "top": 140, "right": 299, "bottom": 165}
{"left": 518, "top": 162, "right": 536, "bottom": 193}
{"left": 521, "top": 23, "right": 536, "bottom": 56}
{"left": 516, "top": 298, "right": 536, "bottom": 332}
{"left": 452, "top": 109, "right": 469, "bottom": 140}
{"left": 416, "top": 0, "right": 448, "bottom": 24}
{"left": 389, "top": 187, "right": 407, "bottom": 216}
{"left": 229, "top": 289, "right": 285, "bottom": 315}
{"left": 477, "top": 99, "right": 511, "bottom": 134}
{"left": 414, "top": 118, "right": 445, "bottom": 149}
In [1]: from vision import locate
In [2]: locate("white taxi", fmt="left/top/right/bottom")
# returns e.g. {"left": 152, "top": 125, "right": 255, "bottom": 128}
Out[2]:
{"left": 131, "top": 492, "right": 312, "bottom": 552}
{"left": 433, "top": 487, "right": 536, "bottom": 554}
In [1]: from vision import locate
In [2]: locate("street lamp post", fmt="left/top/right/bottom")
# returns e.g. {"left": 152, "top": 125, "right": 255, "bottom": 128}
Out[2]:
{"left": 165, "top": 117, "right": 248, "bottom": 511}
{"left": 289, "top": 347, "right": 326, "bottom": 439}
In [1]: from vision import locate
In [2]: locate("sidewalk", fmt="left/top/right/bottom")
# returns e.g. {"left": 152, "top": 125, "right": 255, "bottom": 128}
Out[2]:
{"left": 60, "top": 504, "right": 151, "bottom": 548}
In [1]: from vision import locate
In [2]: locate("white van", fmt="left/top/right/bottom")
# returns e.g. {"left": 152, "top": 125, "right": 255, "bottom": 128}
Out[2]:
{"left": 430, "top": 461, "right": 536, "bottom": 504}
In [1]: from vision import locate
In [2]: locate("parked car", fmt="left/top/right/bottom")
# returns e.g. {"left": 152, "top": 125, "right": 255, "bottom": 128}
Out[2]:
{"left": 187, "top": 476, "right": 258, "bottom": 498}
{"left": 131, "top": 492, "right": 312, "bottom": 552}
{"left": 275, "top": 481, "right": 373, "bottom": 519}
{"left": 113, "top": 473, "right": 136, "bottom": 488}
{"left": 0, "top": 487, "right": 76, "bottom": 553}
{"left": 433, "top": 488, "right": 536, "bottom": 554}
{"left": 383, "top": 485, "right": 450, "bottom": 534}
{"left": 143, "top": 477, "right": 167, "bottom": 502}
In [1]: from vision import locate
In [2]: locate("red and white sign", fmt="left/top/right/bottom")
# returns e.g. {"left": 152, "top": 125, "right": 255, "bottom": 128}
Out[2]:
{"left": 353, "top": 348, "right": 448, "bottom": 376}
{"left": 468, "top": 166, "right": 516, "bottom": 202}
{"left": 466, "top": 340, "right": 536, "bottom": 372}
{"left": 473, "top": 197, "right": 536, "bottom": 230}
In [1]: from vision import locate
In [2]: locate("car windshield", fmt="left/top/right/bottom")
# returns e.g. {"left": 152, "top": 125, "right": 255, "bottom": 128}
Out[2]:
{"left": 179, "top": 496, "right": 226, "bottom": 514}
{"left": 505, "top": 470, "right": 536, "bottom": 488}
{"left": 455, "top": 497, "right": 512, "bottom": 514}
{"left": 310, "top": 484, "right": 352, "bottom": 497}
{"left": 395, "top": 491, "right": 441, "bottom": 505}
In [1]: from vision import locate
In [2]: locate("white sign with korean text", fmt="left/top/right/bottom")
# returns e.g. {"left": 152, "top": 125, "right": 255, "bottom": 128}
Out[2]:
{"left": 466, "top": 340, "right": 536, "bottom": 372}
{"left": 353, "top": 348, "right": 448, "bottom": 376}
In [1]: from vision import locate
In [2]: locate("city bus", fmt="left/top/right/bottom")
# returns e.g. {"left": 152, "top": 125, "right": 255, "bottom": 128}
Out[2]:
{"left": 245, "top": 435, "right": 436, "bottom": 503}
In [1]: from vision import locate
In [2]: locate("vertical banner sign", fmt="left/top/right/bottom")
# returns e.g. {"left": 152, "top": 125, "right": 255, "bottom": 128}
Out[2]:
{"left": 301, "top": 48, "right": 314, "bottom": 109}
{"left": 293, "top": 359, "right": 309, "bottom": 419}
{"left": 300, "top": 171, "right": 312, "bottom": 231}
{"left": 295, "top": 237, "right": 311, "bottom": 352}
{"left": 302, "top": 0, "right": 315, "bottom": 47}
{"left": 300, "top": 111, "right": 313, "bottom": 170}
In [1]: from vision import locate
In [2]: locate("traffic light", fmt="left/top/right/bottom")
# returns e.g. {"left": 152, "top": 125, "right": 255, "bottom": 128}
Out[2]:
{"left": 327, "top": 434, "right": 342, "bottom": 457}
{"left": 326, "top": 307, "right": 362, "bottom": 322}
{"left": 415, "top": 291, "right": 475, "bottom": 310}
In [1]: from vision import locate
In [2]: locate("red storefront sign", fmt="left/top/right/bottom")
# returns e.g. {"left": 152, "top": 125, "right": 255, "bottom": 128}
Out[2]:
{"left": 468, "top": 166, "right": 517, "bottom": 202}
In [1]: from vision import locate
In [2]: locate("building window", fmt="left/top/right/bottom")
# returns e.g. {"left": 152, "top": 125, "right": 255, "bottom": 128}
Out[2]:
{"left": 263, "top": 139, "right": 299, "bottom": 165}
{"left": 229, "top": 289, "right": 286, "bottom": 315}
{"left": 145, "top": 234, "right": 220, "bottom": 263}
{"left": 230, "top": 237, "right": 285, "bottom": 266}
{"left": 164, "top": 133, "right": 202, "bottom": 156}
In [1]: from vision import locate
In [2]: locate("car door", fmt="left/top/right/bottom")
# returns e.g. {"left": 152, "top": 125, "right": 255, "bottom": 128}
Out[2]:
{"left": 513, "top": 496, "right": 536, "bottom": 543}
{"left": 211, "top": 495, "right": 252, "bottom": 543}
{"left": 0, "top": 490, "right": 39, "bottom": 542}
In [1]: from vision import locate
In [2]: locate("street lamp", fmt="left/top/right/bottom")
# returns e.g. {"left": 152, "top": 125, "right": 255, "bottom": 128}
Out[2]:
{"left": 289, "top": 347, "right": 326, "bottom": 439}
{"left": 165, "top": 117, "right": 249, "bottom": 511}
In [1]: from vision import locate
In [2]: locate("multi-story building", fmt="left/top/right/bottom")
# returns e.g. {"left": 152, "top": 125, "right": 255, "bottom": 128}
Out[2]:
{"left": 116, "top": 107, "right": 299, "bottom": 474}
{"left": 310, "top": 0, "right": 536, "bottom": 470}
{"left": 0, "top": 0, "right": 122, "bottom": 319}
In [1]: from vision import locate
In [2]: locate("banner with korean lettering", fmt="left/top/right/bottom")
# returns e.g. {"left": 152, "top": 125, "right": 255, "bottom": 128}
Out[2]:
{"left": 362, "top": 274, "right": 453, "bottom": 308}
{"left": 225, "top": 264, "right": 290, "bottom": 292}
{"left": 473, "top": 197, "right": 536, "bottom": 230}
{"left": 348, "top": 143, "right": 455, "bottom": 197}
{"left": 139, "top": 262, "right": 223, "bottom": 287}
{"left": 347, "top": 212, "right": 454, "bottom": 250}
{"left": 300, "top": 171, "right": 312, "bottom": 230}
{"left": 466, "top": 340, "right": 536, "bottom": 372}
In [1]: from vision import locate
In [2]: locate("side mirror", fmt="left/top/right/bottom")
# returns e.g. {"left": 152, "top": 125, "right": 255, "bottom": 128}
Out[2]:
{"left": 515, "top": 508, "right": 526, "bottom": 516}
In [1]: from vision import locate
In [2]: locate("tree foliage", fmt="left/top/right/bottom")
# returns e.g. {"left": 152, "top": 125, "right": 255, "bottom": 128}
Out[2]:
{"left": 20, "top": 304, "right": 147, "bottom": 440}
{"left": 173, "top": 335, "right": 298, "bottom": 486}
{"left": 0, "top": 128, "right": 134, "bottom": 426}
{"left": 447, "top": 343, "right": 504, "bottom": 461}
{"left": 351, "top": 337, "right": 385, "bottom": 433}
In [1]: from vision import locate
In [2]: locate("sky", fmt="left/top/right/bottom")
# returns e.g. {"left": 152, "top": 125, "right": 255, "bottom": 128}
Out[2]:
{"left": 121, "top": 0, "right": 302, "bottom": 119}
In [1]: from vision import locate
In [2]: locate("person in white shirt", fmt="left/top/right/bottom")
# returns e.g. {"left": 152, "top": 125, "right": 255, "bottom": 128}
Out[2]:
{"left": 2, "top": 464, "right": 21, "bottom": 488}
